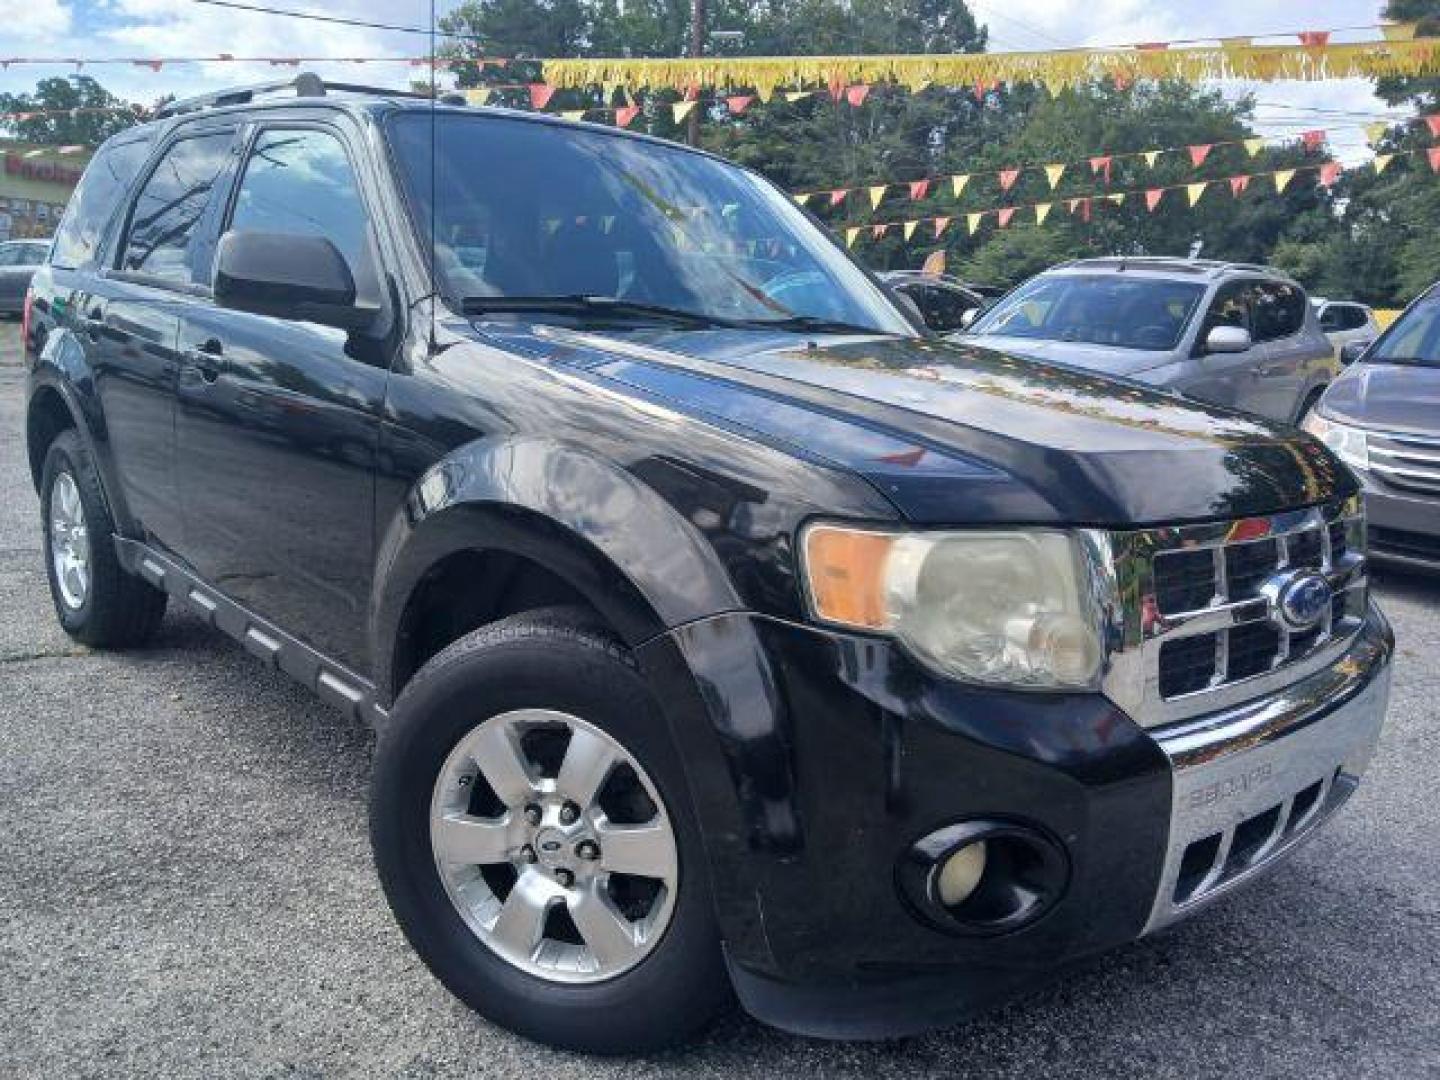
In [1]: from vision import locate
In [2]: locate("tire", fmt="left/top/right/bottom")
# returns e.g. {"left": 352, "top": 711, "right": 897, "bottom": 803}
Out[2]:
{"left": 40, "top": 429, "right": 167, "bottom": 647}
{"left": 370, "top": 607, "right": 729, "bottom": 1053}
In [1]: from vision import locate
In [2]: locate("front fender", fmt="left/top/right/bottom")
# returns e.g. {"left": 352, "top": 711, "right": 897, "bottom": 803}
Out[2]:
{"left": 370, "top": 434, "right": 745, "bottom": 701}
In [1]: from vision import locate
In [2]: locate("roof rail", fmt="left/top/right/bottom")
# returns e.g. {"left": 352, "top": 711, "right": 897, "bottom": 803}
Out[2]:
{"left": 152, "top": 72, "right": 451, "bottom": 120}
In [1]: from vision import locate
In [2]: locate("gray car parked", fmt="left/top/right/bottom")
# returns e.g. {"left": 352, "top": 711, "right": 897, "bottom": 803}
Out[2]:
{"left": 1304, "top": 283, "right": 1440, "bottom": 572}
{"left": 964, "top": 257, "right": 1337, "bottom": 423}
{"left": 0, "top": 239, "right": 49, "bottom": 315}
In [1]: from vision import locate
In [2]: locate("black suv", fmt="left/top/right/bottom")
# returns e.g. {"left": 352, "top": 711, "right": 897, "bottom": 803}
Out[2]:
{"left": 23, "top": 77, "right": 1394, "bottom": 1053}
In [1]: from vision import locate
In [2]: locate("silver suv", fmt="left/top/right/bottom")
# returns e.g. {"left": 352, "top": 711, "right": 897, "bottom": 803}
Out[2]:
{"left": 964, "top": 258, "right": 1337, "bottom": 423}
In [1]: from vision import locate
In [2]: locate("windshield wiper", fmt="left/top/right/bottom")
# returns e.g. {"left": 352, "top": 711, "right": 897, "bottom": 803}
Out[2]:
{"left": 460, "top": 294, "right": 734, "bottom": 329}
{"left": 732, "top": 315, "right": 883, "bottom": 336}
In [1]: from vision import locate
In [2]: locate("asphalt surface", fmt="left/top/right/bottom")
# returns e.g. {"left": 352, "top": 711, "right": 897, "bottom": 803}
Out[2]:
{"left": 1, "top": 322, "right": 1437, "bottom": 1079}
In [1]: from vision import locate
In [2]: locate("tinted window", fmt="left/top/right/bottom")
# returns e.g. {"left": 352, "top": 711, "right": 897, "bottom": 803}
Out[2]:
{"left": 1250, "top": 282, "right": 1306, "bottom": 341}
{"left": 909, "top": 284, "right": 980, "bottom": 332}
{"left": 1201, "top": 281, "right": 1251, "bottom": 338}
{"left": 1318, "top": 305, "right": 1343, "bottom": 331}
{"left": 1340, "top": 305, "right": 1369, "bottom": 331}
{"left": 228, "top": 128, "right": 371, "bottom": 274}
{"left": 50, "top": 135, "right": 153, "bottom": 269}
{"left": 971, "top": 274, "right": 1206, "bottom": 352}
{"left": 121, "top": 131, "right": 233, "bottom": 285}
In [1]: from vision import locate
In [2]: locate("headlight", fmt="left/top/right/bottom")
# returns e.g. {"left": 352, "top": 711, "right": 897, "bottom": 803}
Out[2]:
{"left": 800, "top": 525, "right": 1105, "bottom": 689}
{"left": 1301, "top": 411, "right": 1369, "bottom": 471}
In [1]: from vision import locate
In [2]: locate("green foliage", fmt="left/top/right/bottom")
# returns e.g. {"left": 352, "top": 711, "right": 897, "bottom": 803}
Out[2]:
{"left": 0, "top": 76, "right": 138, "bottom": 146}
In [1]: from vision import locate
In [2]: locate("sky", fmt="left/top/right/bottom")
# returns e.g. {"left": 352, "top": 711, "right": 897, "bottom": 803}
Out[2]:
{"left": 0, "top": 0, "right": 1415, "bottom": 164}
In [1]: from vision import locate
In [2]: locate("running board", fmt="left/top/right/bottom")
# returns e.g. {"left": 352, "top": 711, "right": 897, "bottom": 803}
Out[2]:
{"left": 114, "top": 538, "right": 390, "bottom": 731}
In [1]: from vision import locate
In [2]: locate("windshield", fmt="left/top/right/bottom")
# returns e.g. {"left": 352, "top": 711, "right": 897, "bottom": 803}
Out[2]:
{"left": 386, "top": 113, "right": 914, "bottom": 335}
{"left": 1367, "top": 292, "right": 1440, "bottom": 367}
{"left": 969, "top": 273, "right": 1207, "bottom": 352}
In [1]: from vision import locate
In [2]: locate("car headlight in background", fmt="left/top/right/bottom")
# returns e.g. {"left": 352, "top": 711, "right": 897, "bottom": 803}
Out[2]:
{"left": 800, "top": 525, "right": 1105, "bottom": 689}
{"left": 1302, "top": 411, "right": 1369, "bottom": 471}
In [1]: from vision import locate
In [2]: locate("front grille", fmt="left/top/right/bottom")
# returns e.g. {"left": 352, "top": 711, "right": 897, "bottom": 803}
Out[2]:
{"left": 1104, "top": 498, "right": 1368, "bottom": 727}
{"left": 1368, "top": 431, "right": 1440, "bottom": 497}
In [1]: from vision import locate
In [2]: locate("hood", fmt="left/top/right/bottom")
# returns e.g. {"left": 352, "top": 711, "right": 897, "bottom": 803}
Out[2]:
{"left": 956, "top": 333, "right": 1178, "bottom": 378}
{"left": 481, "top": 323, "right": 1352, "bottom": 528}
{"left": 1320, "top": 362, "right": 1440, "bottom": 435}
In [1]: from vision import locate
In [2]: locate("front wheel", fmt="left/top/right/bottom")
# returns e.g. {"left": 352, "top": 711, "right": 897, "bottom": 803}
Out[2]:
{"left": 369, "top": 608, "right": 729, "bottom": 1053}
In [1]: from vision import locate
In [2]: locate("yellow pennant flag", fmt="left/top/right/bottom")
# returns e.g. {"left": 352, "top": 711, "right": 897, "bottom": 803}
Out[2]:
{"left": 845, "top": 227, "right": 861, "bottom": 248}
{"left": 966, "top": 211, "right": 984, "bottom": 235}
{"left": 672, "top": 100, "right": 697, "bottom": 124}
{"left": 1044, "top": 164, "right": 1065, "bottom": 189}
{"left": 951, "top": 174, "right": 970, "bottom": 198}
{"left": 868, "top": 185, "right": 888, "bottom": 210}
{"left": 463, "top": 87, "right": 492, "bottom": 106}
{"left": 1374, "top": 153, "right": 1395, "bottom": 175}
{"left": 1365, "top": 121, "right": 1389, "bottom": 146}
{"left": 1244, "top": 137, "right": 1265, "bottom": 157}
{"left": 755, "top": 83, "right": 775, "bottom": 104}
{"left": 792, "top": 192, "right": 810, "bottom": 206}
{"left": 903, "top": 220, "right": 918, "bottom": 241}
{"left": 1107, "top": 193, "right": 1126, "bottom": 206}
{"left": 1187, "top": 182, "right": 1207, "bottom": 207}
{"left": 1382, "top": 22, "right": 1418, "bottom": 41}
{"left": 1035, "top": 202, "right": 1053, "bottom": 225}
{"left": 560, "top": 110, "right": 586, "bottom": 121}
{"left": 1273, "top": 169, "right": 1296, "bottom": 194}
{"left": 784, "top": 90, "right": 812, "bottom": 103}
{"left": 1142, "top": 150, "right": 1161, "bottom": 168}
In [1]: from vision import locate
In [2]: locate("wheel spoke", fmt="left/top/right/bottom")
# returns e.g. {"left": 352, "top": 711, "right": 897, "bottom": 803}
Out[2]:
{"left": 432, "top": 813, "right": 513, "bottom": 866}
{"left": 568, "top": 886, "right": 638, "bottom": 968}
{"left": 489, "top": 871, "right": 557, "bottom": 959}
{"left": 469, "top": 721, "right": 538, "bottom": 807}
{"left": 595, "top": 819, "right": 676, "bottom": 880}
{"left": 555, "top": 726, "right": 617, "bottom": 809}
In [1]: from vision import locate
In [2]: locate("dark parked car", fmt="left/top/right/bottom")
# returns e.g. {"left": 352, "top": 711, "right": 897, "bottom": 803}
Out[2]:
{"left": 24, "top": 76, "right": 1392, "bottom": 1053}
{"left": 880, "top": 270, "right": 988, "bottom": 334}
{"left": 0, "top": 238, "right": 48, "bottom": 315}
{"left": 1304, "top": 284, "right": 1440, "bottom": 571}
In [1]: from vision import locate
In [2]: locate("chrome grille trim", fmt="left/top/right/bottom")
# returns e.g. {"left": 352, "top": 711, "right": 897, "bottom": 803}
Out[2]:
{"left": 1097, "top": 495, "right": 1367, "bottom": 729}
{"left": 1368, "top": 430, "right": 1440, "bottom": 495}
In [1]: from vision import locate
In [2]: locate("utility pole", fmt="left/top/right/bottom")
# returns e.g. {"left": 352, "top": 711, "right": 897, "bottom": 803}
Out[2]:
{"left": 688, "top": 0, "right": 705, "bottom": 146}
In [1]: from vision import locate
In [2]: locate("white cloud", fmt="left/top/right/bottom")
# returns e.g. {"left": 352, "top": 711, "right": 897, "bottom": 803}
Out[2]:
{"left": 0, "top": 0, "right": 72, "bottom": 43}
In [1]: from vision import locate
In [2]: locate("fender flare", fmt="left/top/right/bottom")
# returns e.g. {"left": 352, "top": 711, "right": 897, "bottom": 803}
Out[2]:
{"left": 370, "top": 434, "right": 745, "bottom": 703}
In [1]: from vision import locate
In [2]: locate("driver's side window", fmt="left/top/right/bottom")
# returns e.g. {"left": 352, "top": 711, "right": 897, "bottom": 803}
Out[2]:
{"left": 1200, "top": 281, "right": 1252, "bottom": 339}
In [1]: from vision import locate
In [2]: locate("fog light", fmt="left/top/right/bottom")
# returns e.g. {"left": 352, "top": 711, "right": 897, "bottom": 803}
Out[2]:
{"left": 936, "top": 840, "right": 987, "bottom": 906}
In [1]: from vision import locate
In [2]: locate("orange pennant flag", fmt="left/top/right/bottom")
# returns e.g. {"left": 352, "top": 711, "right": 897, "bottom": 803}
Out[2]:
{"left": 845, "top": 84, "right": 871, "bottom": 107}
{"left": 829, "top": 189, "right": 849, "bottom": 207}
{"left": 997, "top": 206, "right": 1016, "bottom": 228}
{"left": 1145, "top": 188, "right": 1164, "bottom": 212}
{"left": 614, "top": 104, "right": 640, "bottom": 128}
{"left": 1298, "top": 30, "right": 1330, "bottom": 48}
{"left": 1319, "top": 162, "right": 1343, "bottom": 187}
{"left": 1229, "top": 175, "right": 1251, "bottom": 196}
{"left": 1426, "top": 116, "right": 1440, "bottom": 138}
{"left": 1429, "top": 147, "right": 1440, "bottom": 173}
{"left": 909, "top": 178, "right": 931, "bottom": 201}
{"left": 1188, "top": 144, "right": 1213, "bottom": 167}
{"left": 725, "top": 95, "right": 753, "bottom": 115}
{"left": 934, "top": 216, "right": 951, "bottom": 238}
{"left": 1090, "top": 156, "right": 1112, "bottom": 182}
{"left": 529, "top": 83, "right": 556, "bottom": 109}
{"left": 1302, "top": 130, "right": 1326, "bottom": 152}
{"left": 871, "top": 222, "right": 888, "bottom": 239}
{"left": 998, "top": 168, "right": 1020, "bottom": 191}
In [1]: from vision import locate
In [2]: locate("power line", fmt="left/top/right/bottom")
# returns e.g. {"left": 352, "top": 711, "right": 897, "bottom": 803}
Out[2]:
{"left": 188, "top": 0, "right": 492, "bottom": 45}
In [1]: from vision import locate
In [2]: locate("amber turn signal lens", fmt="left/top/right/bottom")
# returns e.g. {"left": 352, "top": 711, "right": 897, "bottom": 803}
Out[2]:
{"left": 801, "top": 525, "right": 896, "bottom": 630}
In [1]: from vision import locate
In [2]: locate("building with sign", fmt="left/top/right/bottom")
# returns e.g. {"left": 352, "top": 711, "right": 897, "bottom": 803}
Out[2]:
{"left": 0, "top": 143, "right": 90, "bottom": 242}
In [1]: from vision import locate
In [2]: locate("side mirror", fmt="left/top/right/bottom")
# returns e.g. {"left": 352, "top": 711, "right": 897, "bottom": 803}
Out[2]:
{"left": 1204, "top": 325, "right": 1252, "bottom": 354}
{"left": 1340, "top": 340, "right": 1369, "bottom": 365}
{"left": 959, "top": 306, "right": 980, "bottom": 330}
{"left": 213, "top": 230, "right": 374, "bottom": 331}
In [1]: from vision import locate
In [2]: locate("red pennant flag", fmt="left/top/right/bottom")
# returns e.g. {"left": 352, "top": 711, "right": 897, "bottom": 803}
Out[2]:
{"left": 871, "top": 222, "right": 888, "bottom": 239}
{"left": 997, "top": 206, "right": 1016, "bottom": 228}
{"left": 829, "top": 189, "right": 848, "bottom": 207}
{"left": 1188, "top": 144, "right": 1213, "bottom": 167}
{"left": 1298, "top": 30, "right": 1331, "bottom": 47}
{"left": 725, "top": 95, "right": 753, "bottom": 115}
{"left": 1425, "top": 115, "right": 1440, "bottom": 137}
{"left": 1319, "top": 161, "right": 1343, "bottom": 187}
{"left": 1090, "top": 156, "right": 1113, "bottom": 183}
{"left": 614, "top": 104, "right": 640, "bottom": 128}
{"left": 1067, "top": 197, "right": 1092, "bottom": 222}
{"left": 528, "top": 83, "right": 556, "bottom": 109}
{"left": 845, "top": 84, "right": 871, "bottom": 107}
{"left": 135, "top": 59, "right": 164, "bottom": 71}
{"left": 1229, "top": 174, "right": 1251, "bottom": 196}
{"left": 683, "top": 81, "right": 699, "bottom": 101}
{"left": 933, "top": 216, "right": 951, "bottom": 238}
{"left": 1429, "top": 147, "right": 1440, "bottom": 173}
{"left": 909, "top": 178, "right": 931, "bottom": 201}
{"left": 828, "top": 79, "right": 845, "bottom": 102}
{"left": 1301, "top": 129, "right": 1326, "bottom": 152}
{"left": 1145, "top": 188, "right": 1165, "bottom": 212}
{"left": 998, "top": 167, "right": 1020, "bottom": 191}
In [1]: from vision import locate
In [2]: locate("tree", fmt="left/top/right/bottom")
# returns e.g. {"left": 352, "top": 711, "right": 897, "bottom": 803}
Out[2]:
{"left": 0, "top": 76, "right": 139, "bottom": 145}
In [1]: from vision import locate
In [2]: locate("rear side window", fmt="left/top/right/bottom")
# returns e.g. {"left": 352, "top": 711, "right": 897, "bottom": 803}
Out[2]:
{"left": 1251, "top": 282, "right": 1306, "bottom": 341}
{"left": 50, "top": 136, "right": 153, "bottom": 270}
{"left": 120, "top": 131, "right": 234, "bottom": 286}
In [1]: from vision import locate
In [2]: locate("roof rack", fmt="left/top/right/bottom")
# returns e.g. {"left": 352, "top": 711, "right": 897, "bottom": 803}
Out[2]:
{"left": 153, "top": 72, "right": 462, "bottom": 120}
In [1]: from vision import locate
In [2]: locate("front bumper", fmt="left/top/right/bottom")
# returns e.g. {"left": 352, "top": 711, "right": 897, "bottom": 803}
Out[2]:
{"left": 638, "top": 604, "right": 1393, "bottom": 1039}
{"left": 1359, "top": 476, "right": 1440, "bottom": 571}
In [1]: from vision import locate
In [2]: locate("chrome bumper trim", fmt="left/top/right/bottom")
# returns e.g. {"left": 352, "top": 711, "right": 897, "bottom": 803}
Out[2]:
{"left": 1142, "top": 606, "right": 1393, "bottom": 934}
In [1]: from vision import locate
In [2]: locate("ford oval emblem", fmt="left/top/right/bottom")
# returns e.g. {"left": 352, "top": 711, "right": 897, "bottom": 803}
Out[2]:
{"left": 1273, "top": 571, "right": 1332, "bottom": 631}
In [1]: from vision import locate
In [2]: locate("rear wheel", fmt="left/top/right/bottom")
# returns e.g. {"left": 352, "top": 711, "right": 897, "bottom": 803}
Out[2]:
{"left": 40, "top": 430, "right": 167, "bottom": 647}
{"left": 370, "top": 608, "right": 728, "bottom": 1053}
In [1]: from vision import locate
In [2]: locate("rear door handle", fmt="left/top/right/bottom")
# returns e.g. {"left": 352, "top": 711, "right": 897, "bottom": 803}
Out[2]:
{"left": 189, "top": 338, "right": 225, "bottom": 383}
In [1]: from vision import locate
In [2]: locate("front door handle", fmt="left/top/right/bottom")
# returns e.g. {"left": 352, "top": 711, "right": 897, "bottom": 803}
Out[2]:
{"left": 189, "top": 338, "right": 225, "bottom": 383}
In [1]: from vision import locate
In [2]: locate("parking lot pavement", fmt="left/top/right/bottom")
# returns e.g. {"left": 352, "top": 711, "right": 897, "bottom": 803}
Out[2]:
{"left": 1, "top": 321, "right": 1437, "bottom": 1079}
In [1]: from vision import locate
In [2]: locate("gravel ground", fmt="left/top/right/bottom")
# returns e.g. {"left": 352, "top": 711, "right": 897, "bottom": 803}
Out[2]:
{"left": 1, "top": 323, "right": 1437, "bottom": 1079}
